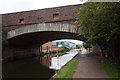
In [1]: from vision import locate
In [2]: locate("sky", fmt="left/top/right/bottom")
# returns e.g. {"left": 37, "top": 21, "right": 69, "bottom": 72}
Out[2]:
{"left": 0, "top": 0, "right": 119, "bottom": 14}
{"left": 0, "top": 0, "right": 88, "bottom": 14}
{"left": 53, "top": 39, "right": 83, "bottom": 45}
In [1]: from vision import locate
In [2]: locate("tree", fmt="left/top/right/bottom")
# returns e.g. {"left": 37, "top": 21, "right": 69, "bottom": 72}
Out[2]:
{"left": 76, "top": 45, "right": 81, "bottom": 49}
{"left": 61, "top": 45, "right": 69, "bottom": 51}
{"left": 76, "top": 2, "right": 120, "bottom": 46}
{"left": 83, "top": 42, "right": 91, "bottom": 49}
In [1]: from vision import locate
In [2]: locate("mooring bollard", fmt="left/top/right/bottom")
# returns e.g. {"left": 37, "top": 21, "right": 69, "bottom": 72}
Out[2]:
{"left": 57, "top": 55, "right": 59, "bottom": 72}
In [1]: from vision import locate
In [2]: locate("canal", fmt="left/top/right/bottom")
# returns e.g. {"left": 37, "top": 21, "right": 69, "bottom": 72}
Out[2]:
{"left": 2, "top": 56, "right": 55, "bottom": 79}
{"left": 2, "top": 49, "right": 79, "bottom": 79}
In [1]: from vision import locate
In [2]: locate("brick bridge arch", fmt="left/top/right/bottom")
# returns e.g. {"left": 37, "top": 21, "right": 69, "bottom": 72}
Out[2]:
{"left": 7, "top": 23, "right": 87, "bottom": 46}
{"left": 7, "top": 23, "right": 81, "bottom": 39}
{"left": 3, "top": 23, "right": 87, "bottom": 59}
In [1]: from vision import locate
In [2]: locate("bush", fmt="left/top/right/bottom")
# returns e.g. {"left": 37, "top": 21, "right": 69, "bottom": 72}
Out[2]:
{"left": 76, "top": 45, "right": 81, "bottom": 49}
{"left": 42, "top": 46, "right": 70, "bottom": 56}
{"left": 83, "top": 42, "right": 91, "bottom": 49}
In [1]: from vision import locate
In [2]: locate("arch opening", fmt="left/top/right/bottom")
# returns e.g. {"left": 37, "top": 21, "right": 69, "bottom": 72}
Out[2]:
{"left": 3, "top": 23, "right": 87, "bottom": 59}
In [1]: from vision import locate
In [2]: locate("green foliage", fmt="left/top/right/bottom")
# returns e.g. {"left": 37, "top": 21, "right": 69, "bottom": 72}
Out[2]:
{"left": 61, "top": 45, "right": 69, "bottom": 51}
{"left": 61, "top": 45, "right": 67, "bottom": 49}
{"left": 76, "top": 2, "right": 120, "bottom": 46}
{"left": 43, "top": 46, "right": 70, "bottom": 56}
{"left": 83, "top": 42, "right": 91, "bottom": 49}
{"left": 98, "top": 59, "right": 119, "bottom": 78}
{"left": 76, "top": 45, "right": 81, "bottom": 49}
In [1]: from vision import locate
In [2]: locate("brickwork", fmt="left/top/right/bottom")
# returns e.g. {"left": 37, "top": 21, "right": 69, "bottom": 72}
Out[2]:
{"left": 2, "top": 4, "right": 81, "bottom": 27}
{"left": 3, "top": 20, "right": 76, "bottom": 32}
{"left": 110, "top": 39, "right": 119, "bottom": 57}
{"left": 2, "top": 4, "right": 82, "bottom": 59}
{"left": 41, "top": 42, "right": 61, "bottom": 52}
{"left": 2, "top": 46, "right": 38, "bottom": 59}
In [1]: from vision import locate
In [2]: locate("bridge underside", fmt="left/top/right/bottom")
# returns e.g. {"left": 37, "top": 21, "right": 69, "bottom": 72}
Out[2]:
{"left": 3, "top": 31, "right": 86, "bottom": 59}
{"left": 8, "top": 31, "right": 86, "bottom": 47}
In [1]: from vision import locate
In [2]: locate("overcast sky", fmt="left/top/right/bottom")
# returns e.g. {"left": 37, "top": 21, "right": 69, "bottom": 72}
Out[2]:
{"left": 0, "top": 0, "right": 88, "bottom": 14}
{"left": 53, "top": 39, "right": 83, "bottom": 45}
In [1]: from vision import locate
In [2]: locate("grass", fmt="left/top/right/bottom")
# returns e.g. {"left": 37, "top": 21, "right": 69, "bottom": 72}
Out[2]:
{"left": 51, "top": 59, "right": 78, "bottom": 79}
{"left": 97, "top": 58, "right": 119, "bottom": 78}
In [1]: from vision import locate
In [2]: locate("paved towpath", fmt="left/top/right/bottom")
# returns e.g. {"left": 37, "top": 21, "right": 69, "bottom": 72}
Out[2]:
{"left": 72, "top": 49, "right": 109, "bottom": 79}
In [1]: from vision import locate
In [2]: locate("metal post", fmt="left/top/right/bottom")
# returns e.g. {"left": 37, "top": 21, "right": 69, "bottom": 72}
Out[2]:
{"left": 47, "top": 46, "right": 49, "bottom": 59}
{"left": 40, "top": 46, "right": 43, "bottom": 63}
{"left": 47, "top": 46, "right": 48, "bottom": 52}
{"left": 39, "top": 46, "right": 40, "bottom": 55}
{"left": 40, "top": 46, "right": 42, "bottom": 53}
{"left": 57, "top": 55, "right": 59, "bottom": 72}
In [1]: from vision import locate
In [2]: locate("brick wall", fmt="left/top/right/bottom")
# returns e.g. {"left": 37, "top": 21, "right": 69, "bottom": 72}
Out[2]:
{"left": 41, "top": 42, "right": 61, "bottom": 52}
{"left": 2, "top": 4, "right": 82, "bottom": 59}
{"left": 3, "top": 20, "right": 76, "bottom": 32}
{"left": 2, "top": 4, "right": 81, "bottom": 26}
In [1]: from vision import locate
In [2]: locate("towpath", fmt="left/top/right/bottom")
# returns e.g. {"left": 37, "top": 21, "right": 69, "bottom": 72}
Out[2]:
{"left": 72, "top": 49, "right": 109, "bottom": 79}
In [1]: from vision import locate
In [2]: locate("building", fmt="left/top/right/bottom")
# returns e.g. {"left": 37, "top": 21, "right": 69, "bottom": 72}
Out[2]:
{"left": 41, "top": 42, "right": 61, "bottom": 52}
{"left": 51, "top": 41, "right": 76, "bottom": 48}
{"left": 41, "top": 40, "right": 77, "bottom": 52}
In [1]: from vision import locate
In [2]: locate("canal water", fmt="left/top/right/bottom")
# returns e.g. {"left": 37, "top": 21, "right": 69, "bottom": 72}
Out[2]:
{"left": 2, "top": 49, "right": 80, "bottom": 79}
{"left": 2, "top": 56, "right": 55, "bottom": 79}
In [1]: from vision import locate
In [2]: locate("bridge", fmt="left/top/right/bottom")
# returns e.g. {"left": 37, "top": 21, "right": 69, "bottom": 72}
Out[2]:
{"left": 2, "top": 4, "right": 100, "bottom": 59}
{"left": 7, "top": 23, "right": 87, "bottom": 47}
{"left": 3, "top": 23, "right": 87, "bottom": 59}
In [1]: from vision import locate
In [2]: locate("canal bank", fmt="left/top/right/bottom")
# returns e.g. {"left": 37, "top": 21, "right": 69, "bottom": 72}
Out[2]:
{"left": 50, "top": 49, "right": 80, "bottom": 79}
{"left": 50, "top": 49, "right": 79, "bottom": 70}
{"left": 50, "top": 58, "right": 78, "bottom": 79}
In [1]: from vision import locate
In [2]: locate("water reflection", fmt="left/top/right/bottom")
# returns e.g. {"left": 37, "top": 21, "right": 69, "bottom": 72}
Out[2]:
{"left": 2, "top": 49, "right": 80, "bottom": 79}
{"left": 39, "top": 56, "right": 51, "bottom": 68}
{"left": 2, "top": 56, "right": 55, "bottom": 79}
